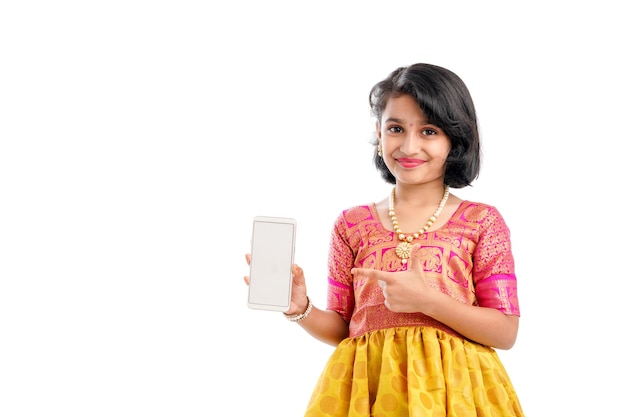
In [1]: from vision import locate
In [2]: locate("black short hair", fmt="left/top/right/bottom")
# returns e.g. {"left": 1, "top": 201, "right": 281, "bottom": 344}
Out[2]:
{"left": 369, "top": 63, "right": 481, "bottom": 188}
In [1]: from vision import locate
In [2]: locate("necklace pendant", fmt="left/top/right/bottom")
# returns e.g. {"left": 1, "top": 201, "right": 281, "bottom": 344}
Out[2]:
{"left": 395, "top": 241, "right": 412, "bottom": 264}
{"left": 388, "top": 185, "right": 450, "bottom": 265}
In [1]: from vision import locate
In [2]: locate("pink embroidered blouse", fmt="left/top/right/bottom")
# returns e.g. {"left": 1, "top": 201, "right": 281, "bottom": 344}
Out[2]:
{"left": 326, "top": 201, "right": 520, "bottom": 340}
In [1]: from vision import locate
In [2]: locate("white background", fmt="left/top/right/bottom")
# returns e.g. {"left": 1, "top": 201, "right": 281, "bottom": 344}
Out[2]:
{"left": 1, "top": 1, "right": 624, "bottom": 415}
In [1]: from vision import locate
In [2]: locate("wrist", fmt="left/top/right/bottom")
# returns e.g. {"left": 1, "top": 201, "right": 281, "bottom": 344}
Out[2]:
{"left": 284, "top": 296, "right": 308, "bottom": 316}
{"left": 284, "top": 296, "right": 312, "bottom": 322}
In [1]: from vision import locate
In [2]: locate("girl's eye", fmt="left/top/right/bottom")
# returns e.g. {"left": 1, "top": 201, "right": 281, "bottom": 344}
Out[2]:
{"left": 388, "top": 126, "right": 403, "bottom": 133}
{"left": 422, "top": 128, "right": 437, "bottom": 136}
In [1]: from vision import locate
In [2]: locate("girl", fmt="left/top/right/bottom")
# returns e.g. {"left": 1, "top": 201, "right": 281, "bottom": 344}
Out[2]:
{"left": 245, "top": 63, "right": 524, "bottom": 416}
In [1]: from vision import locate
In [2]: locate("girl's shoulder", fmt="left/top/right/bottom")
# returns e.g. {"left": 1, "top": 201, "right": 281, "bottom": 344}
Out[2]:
{"left": 337, "top": 203, "right": 380, "bottom": 227}
{"left": 452, "top": 200, "right": 510, "bottom": 232}
{"left": 455, "top": 200, "right": 501, "bottom": 217}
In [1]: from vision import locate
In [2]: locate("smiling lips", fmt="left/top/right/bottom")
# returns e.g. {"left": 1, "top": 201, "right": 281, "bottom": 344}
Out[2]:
{"left": 397, "top": 158, "right": 425, "bottom": 168}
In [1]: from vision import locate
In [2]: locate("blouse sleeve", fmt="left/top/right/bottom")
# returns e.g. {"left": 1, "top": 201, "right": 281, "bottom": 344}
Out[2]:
{"left": 473, "top": 206, "right": 521, "bottom": 316}
{"left": 326, "top": 212, "right": 356, "bottom": 323}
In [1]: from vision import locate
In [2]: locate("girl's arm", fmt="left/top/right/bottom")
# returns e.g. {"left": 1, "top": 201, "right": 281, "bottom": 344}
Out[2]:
{"left": 291, "top": 304, "right": 350, "bottom": 347}
{"left": 352, "top": 246, "right": 519, "bottom": 350}
{"left": 245, "top": 255, "right": 349, "bottom": 346}
{"left": 281, "top": 265, "right": 349, "bottom": 346}
{"left": 419, "top": 291, "right": 518, "bottom": 349}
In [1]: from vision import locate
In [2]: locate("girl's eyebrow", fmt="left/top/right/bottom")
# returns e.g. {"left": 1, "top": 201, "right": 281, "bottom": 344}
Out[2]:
{"left": 383, "top": 117, "right": 404, "bottom": 124}
{"left": 384, "top": 117, "right": 429, "bottom": 125}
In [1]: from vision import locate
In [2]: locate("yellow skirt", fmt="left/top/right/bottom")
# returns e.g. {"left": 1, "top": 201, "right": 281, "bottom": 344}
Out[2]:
{"left": 304, "top": 327, "right": 524, "bottom": 417}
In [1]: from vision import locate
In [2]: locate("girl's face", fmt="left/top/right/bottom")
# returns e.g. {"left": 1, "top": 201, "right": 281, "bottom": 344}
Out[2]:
{"left": 377, "top": 94, "right": 451, "bottom": 186}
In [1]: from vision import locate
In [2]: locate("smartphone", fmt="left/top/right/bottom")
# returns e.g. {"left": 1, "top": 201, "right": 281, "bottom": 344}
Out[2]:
{"left": 247, "top": 216, "right": 297, "bottom": 312}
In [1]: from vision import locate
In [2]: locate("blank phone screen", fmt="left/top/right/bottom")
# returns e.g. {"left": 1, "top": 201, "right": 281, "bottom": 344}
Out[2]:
{"left": 248, "top": 218, "right": 296, "bottom": 311}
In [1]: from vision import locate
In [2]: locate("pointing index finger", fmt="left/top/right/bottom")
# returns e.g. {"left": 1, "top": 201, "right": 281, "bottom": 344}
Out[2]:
{"left": 351, "top": 267, "right": 392, "bottom": 283}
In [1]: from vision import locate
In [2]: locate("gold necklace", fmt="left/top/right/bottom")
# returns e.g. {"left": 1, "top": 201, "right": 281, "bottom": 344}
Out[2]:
{"left": 388, "top": 185, "right": 450, "bottom": 264}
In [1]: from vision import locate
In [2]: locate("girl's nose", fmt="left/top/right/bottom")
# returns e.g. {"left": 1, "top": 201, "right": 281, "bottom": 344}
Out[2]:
{"left": 400, "top": 131, "right": 421, "bottom": 155}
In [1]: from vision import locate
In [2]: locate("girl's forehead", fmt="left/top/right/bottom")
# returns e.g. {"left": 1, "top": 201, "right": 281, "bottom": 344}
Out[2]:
{"left": 383, "top": 95, "right": 426, "bottom": 118}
